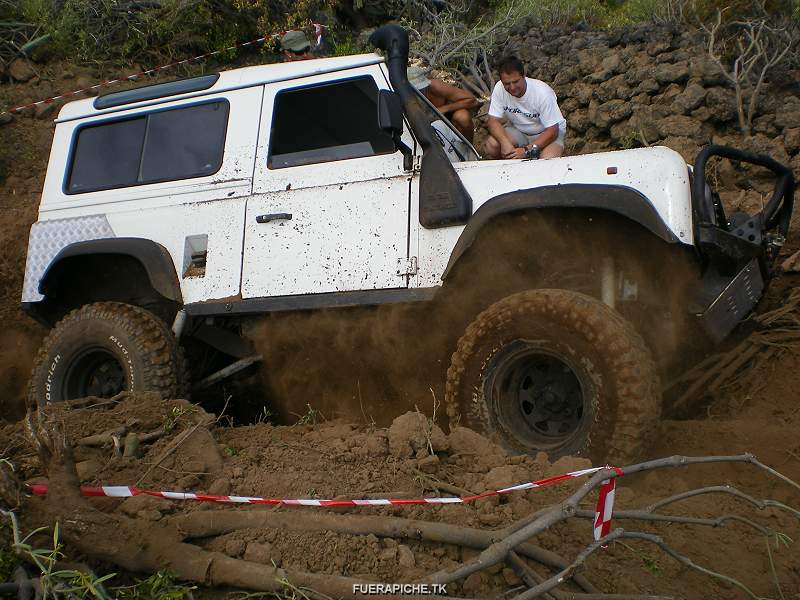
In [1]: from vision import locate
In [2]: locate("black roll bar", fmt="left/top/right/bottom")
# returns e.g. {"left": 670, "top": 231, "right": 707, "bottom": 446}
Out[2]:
{"left": 692, "top": 144, "right": 795, "bottom": 238}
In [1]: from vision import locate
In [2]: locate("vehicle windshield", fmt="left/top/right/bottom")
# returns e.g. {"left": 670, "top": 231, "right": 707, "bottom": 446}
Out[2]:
{"left": 410, "top": 87, "right": 480, "bottom": 163}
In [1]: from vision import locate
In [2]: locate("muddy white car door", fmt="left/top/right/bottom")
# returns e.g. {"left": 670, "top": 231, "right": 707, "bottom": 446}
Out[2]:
{"left": 243, "top": 67, "right": 416, "bottom": 299}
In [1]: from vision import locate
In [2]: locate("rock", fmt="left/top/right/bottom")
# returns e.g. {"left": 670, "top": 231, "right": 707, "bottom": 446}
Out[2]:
{"left": 634, "top": 78, "right": 660, "bottom": 95}
{"left": 8, "top": 59, "right": 35, "bottom": 83}
{"left": 653, "top": 62, "right": 689, "bottom": 85}
{"left": 775, "top": 98, "right": 800, "bottom": 130}
{"left": 118, "top": 494, "right": 166, "bottom": 517}
{"left": 553, "top": 65, "right": 581, "bottom": 85}
{"left": 656, "top": 114, "right": 701, "bottom": 140}
{"left": 462, "top": 572, "right": 489, "bottom": 596}
{"left": 478, "top": 511, "right": 503, "bottom": 526}
{"left": 738, "top": 134, "right": 790, "bottom": 166}
{"left": 362, "top": 434, "right": 389, "bottom": 457}
{"left": 660, "top": 82, "right": 683, "bottom": 102}
{"left": 244, "top": 542, "right": 275, "bottom": 564}
{"left": 576, "top": 48, "right": 602, "bottom": 75}
{"left": 417, "top": 454, "right": 440, "bottom": 474}
{"left": 657, "top": 48, "right": 691, "bottom": 64}
{"left": 675, "top": 83, "right": 707, "bottom": 113}
{"left": 544, "top": 456, "right": 592, "bottom": 478}
{"left": 782, "top": 250, "right": 800, "bottom": 273}
{"left": 569, "top": 110, "right": 590, "bottom": 134}
{"left": 447, "top": 426, "right": 503, "bottom": 457}
{"left": 647, "top": 39, "right": 672, "bottom": 57}
{"left": 397, "top": 545, "right": 415, "bottom": 568}
{"left": 224, "top": 538, "right": 246, "bottom": 557}
{"left": 177, "top": 474, "right": 200, "bottom": 489}
{"left": 387, "top": 412, "right": 448, "bottom": 458}
{"left": 597, "top": 74, "right": 632, "bottom": 103}
{"left": 790, "top": 154, "right": 800, "bottom": 179}
{"left": 601, "top": 53, "right": 621, "bottom": 73}
{"left": 75, "top": 459, "right": 101, "bottom": 481}
{"left": 482, "top": 465, "right": 525, "bottom": 490}
{"left": 379, "top": 546, "right": 397, "bottom": 561}
{"left": 784, "top": 128, "right": 800, "bottom": 154}
{"left": 572, "top": 82, "right": 595, "bottom": 106}
{"left": 177, "top": 427, "right": 224, "bottom": 474}
{"left": 704, "top": 87, "right": 738, "bottom": 123}
{"left": 559, "top": 96, "right": 581, "bottom": 115}
{"left": 753, "top": 115, "right": 778, "bottom": 137}
{"left": 610, "top": 120, "right": 639, "bottom": 147}
{"left": 208, "top": 477, "right": 231, "bottom": 495}
{"left": 588, "top": 99, "right": 632, "bottom": 130}
{"left": 587, "top": 68, "right": 614, "bottom": 84}
{"left": 137, "top": 508, "right": 162, "bottom": 521}
{"left": 35, "top": 103, "right": 57, "bottom": 120}
{"left": 690, "top": 106, "right": 713, "bottom": 122}
{"left": 689, "top": 56, "right": 727, "bottom": 86}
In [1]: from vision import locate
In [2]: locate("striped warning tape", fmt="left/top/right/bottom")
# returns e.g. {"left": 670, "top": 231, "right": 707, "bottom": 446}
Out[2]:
{"left": 1, "top": 23, "right": 323, "bottom": 117}
{"left": 28, "top": 465, "right": 622, "bottom": 541}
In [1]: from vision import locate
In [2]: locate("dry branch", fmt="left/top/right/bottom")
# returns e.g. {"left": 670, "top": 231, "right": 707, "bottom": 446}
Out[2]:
{"left": 20, "top": 390, "right": 800, "bottom": 600}
{"left": 702, "top": 7, "right": 796, "bottom": 135}
{"left": 670, "top": 288, "right": 800, "bottom": 408}
{"left": 424, "top": 454, "right": 798, "bottom": 589}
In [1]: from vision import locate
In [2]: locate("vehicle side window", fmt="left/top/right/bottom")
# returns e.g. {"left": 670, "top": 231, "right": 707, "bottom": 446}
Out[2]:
{"left": 269, "top": 76, "right": 395, "bottom": 169}
{"left": 67, "top": 101, "right": 228, "bottom": 194}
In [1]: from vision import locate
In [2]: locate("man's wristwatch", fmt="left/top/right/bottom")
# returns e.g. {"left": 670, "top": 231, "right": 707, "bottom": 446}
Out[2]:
{"left": 525, "top": 144, "right": 540, "bottom": 160}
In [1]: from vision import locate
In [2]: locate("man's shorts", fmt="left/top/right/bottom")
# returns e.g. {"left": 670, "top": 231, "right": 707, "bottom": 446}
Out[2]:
{"left": 504, "top": 123, "right": 566, "bottom": 148}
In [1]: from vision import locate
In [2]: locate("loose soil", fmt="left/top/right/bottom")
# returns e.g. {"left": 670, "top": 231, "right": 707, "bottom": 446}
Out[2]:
{"left": 1, "top": 60, "right": 799, "bottom": 599}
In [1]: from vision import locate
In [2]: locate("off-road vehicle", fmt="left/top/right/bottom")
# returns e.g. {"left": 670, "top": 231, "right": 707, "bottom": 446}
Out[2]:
{"left": 22, "top": 26, "right": 795, "bottom": 462}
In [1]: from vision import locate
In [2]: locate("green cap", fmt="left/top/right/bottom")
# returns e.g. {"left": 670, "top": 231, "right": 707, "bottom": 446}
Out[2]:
{"left": 281, "top": 30, "right": 312, "bottom": 53}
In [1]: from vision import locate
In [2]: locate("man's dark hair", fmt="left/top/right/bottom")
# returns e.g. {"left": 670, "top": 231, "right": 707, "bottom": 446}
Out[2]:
{"left": 497, "top": 56, "right": 525, "bottom": 76}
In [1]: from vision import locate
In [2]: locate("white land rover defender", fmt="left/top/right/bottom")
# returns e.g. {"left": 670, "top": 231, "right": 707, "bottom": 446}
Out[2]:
{"left": 22, "top": 26, "right": 795, "bottom": 462}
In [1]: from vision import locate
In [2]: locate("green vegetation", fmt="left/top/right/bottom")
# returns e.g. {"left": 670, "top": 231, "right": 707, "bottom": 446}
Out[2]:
{"left": 2, "top": 0, "right": 798, "bottom": 67}
{"left": 0, "top": 510, "right": 195, "bottom": 599}
{"left": 495, "top": 0, "right": 799, "bottom": 28}
{"left": 115, "top": 569, "right": 196, "bottom": 600}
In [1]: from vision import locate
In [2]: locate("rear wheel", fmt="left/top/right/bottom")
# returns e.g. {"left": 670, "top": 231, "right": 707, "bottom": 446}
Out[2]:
{"left": 28, "top": 302, "right": 185, "bottom": 406}
{"left": 445, "top": 289, "right": 660, "bottom": 464}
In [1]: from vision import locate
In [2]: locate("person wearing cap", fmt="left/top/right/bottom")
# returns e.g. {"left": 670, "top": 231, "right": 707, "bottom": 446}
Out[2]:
{"left": 408, "top": 66, "right": 479, "bottom": 143}
{"left": 280, "top": 30, "right": 314, "bottom": 61}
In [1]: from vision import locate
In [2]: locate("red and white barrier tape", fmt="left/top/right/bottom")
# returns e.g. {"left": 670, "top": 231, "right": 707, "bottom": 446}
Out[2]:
{"left": 1, "top": 23, "right": 323, "bottom": 117}
{"left": 28, "top": 465, "right": 621, "bottom": 540}
{"left": 593, "top": 467, "right": 623, "bottom": 543}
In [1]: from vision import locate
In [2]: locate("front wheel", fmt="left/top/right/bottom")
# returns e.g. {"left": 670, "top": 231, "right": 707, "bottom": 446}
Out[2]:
{"left": 28, "top": 302, "right": 186, "bottom": 407}
{"left": 444, "top": 289, "right": 660, "bottom": 464}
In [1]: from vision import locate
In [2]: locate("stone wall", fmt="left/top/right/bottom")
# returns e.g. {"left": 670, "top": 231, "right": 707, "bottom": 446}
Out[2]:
{"left": 498, "top": 22, "right": 800, "bottom": 188}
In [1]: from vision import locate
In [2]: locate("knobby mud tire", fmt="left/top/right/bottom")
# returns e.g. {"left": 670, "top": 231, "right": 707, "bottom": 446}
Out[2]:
{"left": 444, "top": 289, "right": 661, "bottom": 464}
{"left": 28, "top": 302, "right": 186, "bottom": 408}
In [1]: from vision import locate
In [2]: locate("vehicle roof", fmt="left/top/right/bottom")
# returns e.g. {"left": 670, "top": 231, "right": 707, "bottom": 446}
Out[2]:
{"left": 56, "top": 52, "right": 386, "bottom": 123}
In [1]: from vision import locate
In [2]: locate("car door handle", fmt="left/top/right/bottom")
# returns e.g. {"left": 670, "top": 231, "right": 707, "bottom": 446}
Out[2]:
{"left": 256, "top": 213, "right": 292, "bottom": 224}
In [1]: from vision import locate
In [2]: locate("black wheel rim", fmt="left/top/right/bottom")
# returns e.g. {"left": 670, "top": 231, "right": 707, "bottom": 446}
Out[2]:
{"left": 64, "top": 347, "right": 126, "bottom": 400}
{"left": 488, "top": 341, "right": 586, "bottom": 450}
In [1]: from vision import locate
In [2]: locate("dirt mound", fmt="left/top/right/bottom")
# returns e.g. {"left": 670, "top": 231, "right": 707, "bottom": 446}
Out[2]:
{"left": 2, "top": 394, "right": 799, "bottom": 598}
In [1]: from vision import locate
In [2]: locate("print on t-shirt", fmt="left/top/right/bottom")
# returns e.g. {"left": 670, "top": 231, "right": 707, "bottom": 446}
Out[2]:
{"left": 504, "top": 106, "right": 539, "bottom": 119}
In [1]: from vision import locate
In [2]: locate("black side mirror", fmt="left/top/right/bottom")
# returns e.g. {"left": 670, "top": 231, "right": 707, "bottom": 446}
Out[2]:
{"left": 377, "top": 89, "right": 404, "bottom": 134}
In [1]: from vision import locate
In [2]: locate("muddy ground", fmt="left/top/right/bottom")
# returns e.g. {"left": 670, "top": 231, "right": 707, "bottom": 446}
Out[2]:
{"left": 1, "top": 62, "right": 800, "bottom": 598}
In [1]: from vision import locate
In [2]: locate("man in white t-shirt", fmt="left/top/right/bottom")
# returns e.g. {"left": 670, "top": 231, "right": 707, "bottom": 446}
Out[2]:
{"left": 485, "top": 56, "right": 566, "bottom": 160}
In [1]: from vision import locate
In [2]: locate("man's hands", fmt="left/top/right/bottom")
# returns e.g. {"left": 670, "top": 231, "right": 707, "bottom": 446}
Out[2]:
{"left": 500, "top": 139, "right": 520, "bottom": 159}
{"left": 503, "top": 145, "right": 538, "bottom": 159}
